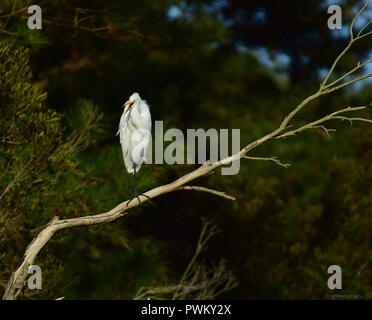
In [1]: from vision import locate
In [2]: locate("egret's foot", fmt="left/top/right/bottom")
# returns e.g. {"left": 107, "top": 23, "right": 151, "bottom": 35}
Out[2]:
{"left": 126, "top": 192, "right": 150, "bottom": 207}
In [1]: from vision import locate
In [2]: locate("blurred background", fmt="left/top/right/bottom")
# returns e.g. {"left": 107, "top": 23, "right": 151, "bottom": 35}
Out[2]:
{"left": 0, "top": 0, "right": 371, "bottom": 299}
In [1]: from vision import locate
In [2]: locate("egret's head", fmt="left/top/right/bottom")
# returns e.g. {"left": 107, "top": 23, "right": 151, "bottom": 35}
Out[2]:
{"left": 123, "top": 92, "right": 142, "bottom": 115}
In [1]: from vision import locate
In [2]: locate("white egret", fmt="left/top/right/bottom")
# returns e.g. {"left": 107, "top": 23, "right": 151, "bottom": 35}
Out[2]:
{"left": 117, "top": 92, "right": 152, "bottom": 206}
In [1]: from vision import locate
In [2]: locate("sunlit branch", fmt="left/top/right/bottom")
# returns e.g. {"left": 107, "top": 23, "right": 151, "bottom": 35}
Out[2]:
{"left": 243, "top": 156, "right": 290, "bottom": 168}
{"left": 275, "top": 104, "right": 372, "bottom": 139}
{"left": 178, "top": 186, "right": 236, "bottom": 201}
{"left": 321, "top": 0, "right": 371, "bottom": 88}
{"left": 323, "top": 59, "right": 372, "bottom": 90}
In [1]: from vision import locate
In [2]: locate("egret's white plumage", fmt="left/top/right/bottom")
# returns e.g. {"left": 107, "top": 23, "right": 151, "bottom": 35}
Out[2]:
{"left": 117, "top": 92, "right": 152, "bottom": 174}
{"left": 117, "top": 92, "right": 151, "bottom": 206}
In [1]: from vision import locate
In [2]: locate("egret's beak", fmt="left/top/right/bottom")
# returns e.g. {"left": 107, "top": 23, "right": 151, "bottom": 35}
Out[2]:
{"left": 123, "top": 100, "right": 135, "bottom": 115}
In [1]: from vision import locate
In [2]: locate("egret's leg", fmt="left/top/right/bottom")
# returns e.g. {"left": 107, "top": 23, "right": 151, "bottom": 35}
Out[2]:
{"left": 126, "top": 165, "right": 149, "bottom": 207}
{"left": 133, "top": 164, "right": 138, "bottom": 196}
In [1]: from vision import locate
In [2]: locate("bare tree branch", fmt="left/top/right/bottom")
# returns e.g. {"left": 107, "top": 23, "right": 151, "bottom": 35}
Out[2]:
{"left": 0, "top": 139, "right": 25, "bottom": 145}
{"left": 134, "top": 219, "right": 238, "bottom": 300}
{"left": 178, "top": 186, "right": 236, "bottom": 201}
{"left": 322, "top": 58, "right": 372, "bottom": 90}
{"left": 274, "top": 104, "right": 372, "bottom": 139}
{"left": 243, "top": 156, "right": 290, "bottom": 168}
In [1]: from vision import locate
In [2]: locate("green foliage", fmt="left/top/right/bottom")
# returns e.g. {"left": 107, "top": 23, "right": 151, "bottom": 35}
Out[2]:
{"left": 58, "top": 235, "right": 168, "bottom": 299}
{"left": 0, "top": 40, "right": 169, "bottom": 299}
{"left": 0, "top": 40, "right": 65, "bottom": 238}
{"left": 0, "top": 40, "right": 67, "bottom": 295}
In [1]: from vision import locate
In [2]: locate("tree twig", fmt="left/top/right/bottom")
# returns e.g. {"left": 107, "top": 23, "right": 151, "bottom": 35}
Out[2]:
{"left": 243, "top": 156, "right": 290, "bottom": 168}
{"left": 178, "top": 186, "right": 236, "bottom": 201}
{"left": 274, "top": 104, "right": 372, "bottom": 139}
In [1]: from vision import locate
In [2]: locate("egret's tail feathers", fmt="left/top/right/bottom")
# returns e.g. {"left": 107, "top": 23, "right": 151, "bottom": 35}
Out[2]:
{"left": 124, "top": 162, "right": 143, "bottom": 174}
{"left": 126, "top": 163, "right": 142, "bottom": 174}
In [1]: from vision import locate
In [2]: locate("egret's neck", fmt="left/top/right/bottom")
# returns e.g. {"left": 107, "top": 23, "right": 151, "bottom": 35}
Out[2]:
{"left": 134, "top": 100, "right": 143, "bottom": 114}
